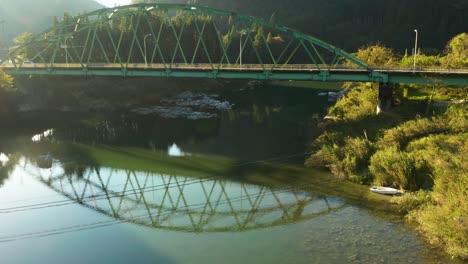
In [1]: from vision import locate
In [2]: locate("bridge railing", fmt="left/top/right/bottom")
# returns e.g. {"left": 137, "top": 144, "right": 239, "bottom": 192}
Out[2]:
{"left": 3, "top": 62, "right": 468, "bottom": 74}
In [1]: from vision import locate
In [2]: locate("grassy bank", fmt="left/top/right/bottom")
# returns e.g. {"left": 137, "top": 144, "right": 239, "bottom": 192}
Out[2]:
{"left": 305, "top": 81, "right": 467, "bottom": 259}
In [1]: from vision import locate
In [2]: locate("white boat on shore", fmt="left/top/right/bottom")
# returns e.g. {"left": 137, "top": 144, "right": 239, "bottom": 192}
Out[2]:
{"left": 370, "top": 186, "right": 400, "bottom": 195}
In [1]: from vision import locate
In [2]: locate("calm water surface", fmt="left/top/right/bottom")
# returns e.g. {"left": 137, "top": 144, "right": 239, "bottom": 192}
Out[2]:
{"left": 0, "top": 86, "right": 460, "bottom": 263}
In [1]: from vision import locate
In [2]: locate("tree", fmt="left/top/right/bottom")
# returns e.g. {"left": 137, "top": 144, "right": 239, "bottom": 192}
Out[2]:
{"left": 350, "top": 44, "right": 398, "bottom": 67}
{"left": 266, "top": 32, "right": 272, "bottom": 44}
{"left": 12, "top": 32, "right": 35, "bottom": 60}
{"left": 254, "top": 26, "right": 264, "bottom": 48}
{"left": 222, "top": 26, "right": 236, "bottom": 47}
{"left": 0, "top": 70, "right": 13, "bottom": 92}
{"left": 441, "top": 33, "right": 468, "bottom": 68}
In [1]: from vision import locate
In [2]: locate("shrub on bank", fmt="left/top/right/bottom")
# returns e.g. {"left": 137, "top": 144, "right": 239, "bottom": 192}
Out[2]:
{"left": 0, "top": 70, "right": 15, "bottom": 113}
{"left": 305, "top": 34, "right": 467, "bottom": 259}
{"left": 306, "top": 135, "right": 373, "bottom": 183}
{"left": 389, "top": 133, "right": 467, "bottom": 259}
{"left": 328, "top": 83, "right": 378, "bottom": 120}
{"left": 368, "top": 147, "right": 421, "bottom": 190}
{"left": 0, "top": 70, "right": 13, "bottom": 92}
{"left": 391, "top": 190, "right": 432, "bottom": 214}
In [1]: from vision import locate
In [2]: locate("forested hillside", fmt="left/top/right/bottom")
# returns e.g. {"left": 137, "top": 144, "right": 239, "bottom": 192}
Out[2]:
{"left": 132, "top": 0, "right": 468, "bottom": 52}
{"left": 0, "top": 0, "right": 103, "bottom": 44}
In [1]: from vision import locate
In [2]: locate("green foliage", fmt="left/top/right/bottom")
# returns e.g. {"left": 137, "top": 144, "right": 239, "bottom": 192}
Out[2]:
{"left": 222, "top": 26, "right": 236, "bottom": 47}
{"left": 254, "top": 26, "right": 264, "bottom": 48}
{"left": 380, "top": 105, "right": 467, "bottom": 149}
{"left": 13, "top": 32, "right": 34, "bottom": 46}
{"left": 411, "top": 197, "right": 468, "bottom": 259}
{"left": 0, "top": 70, "right": 15, "bottom": 113}
{"left": 0, "top": 70, "right": 14, "bottom": 92}
{"left": 398, "top": 33, "right": 468, "bottom": 69}
{"left": 369, "top": 147, "right": 419, "bottom": 190}
{"left": 306, "top": 135, "right": 373, "bottom": 183}
{"left": 391, "top": 190, "right": 432, "bottom": 214}
{"left": 441, "top": 33, "right": 468, "bottom": 68}
{"left": 405, "top": 133, "right": 468, "bottom": 259}
{"left": 12, "top": 32, "right": 35, "bottom": 60}
{"left": 328, "top": 83, "right": 377, "bottom": 120}
{"left": 266, "top": 32, "right": 272, "bottom": 44}
{"left": 370, "top": 127, "right": 468, "bottom": 258}
{"left": 130, "top": 0, "right": 467, "bottom": 53}
{"left": 351, "top": 44, "right": 399, "bottom": 67}
{"left": 400, "top": 54, "right": 442, "bottom": 67}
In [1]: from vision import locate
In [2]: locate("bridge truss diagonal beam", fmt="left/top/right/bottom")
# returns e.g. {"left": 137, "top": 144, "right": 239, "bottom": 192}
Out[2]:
{"left": 1, "top": 3, "right": 393, "bottom": 83}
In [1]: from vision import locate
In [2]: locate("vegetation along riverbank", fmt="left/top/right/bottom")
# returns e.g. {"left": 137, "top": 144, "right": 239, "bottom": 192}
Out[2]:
{"left": 1, "top": 29, "right": 466, "bottom": 259}
{"left": 305, "top": 33, "right": 467, "bottom": 259}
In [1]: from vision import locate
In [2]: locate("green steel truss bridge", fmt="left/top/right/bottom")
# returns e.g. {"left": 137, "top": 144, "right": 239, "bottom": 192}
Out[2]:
{"left": 1, "top": 3, "right": 467, "bottom": 86}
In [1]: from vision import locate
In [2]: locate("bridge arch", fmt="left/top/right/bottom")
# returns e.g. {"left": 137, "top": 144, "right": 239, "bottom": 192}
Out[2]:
{"left": 3, "top": 3, "right": 388, "bottom": 82}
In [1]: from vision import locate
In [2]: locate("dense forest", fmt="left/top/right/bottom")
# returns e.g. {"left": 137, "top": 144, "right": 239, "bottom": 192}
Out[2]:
{"left": 2, "top": 0, "right": 466, "bottom": 54}
{"left": 132, "top": 0, "right": 468, "bottom": 53}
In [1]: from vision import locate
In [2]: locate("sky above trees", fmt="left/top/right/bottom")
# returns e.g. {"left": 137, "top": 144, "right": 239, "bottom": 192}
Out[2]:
{"left": 95, "top": 0, "right": 131, "bottom": 7}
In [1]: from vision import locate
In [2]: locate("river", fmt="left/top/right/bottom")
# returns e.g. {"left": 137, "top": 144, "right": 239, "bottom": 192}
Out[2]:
{"left": 0, "top": 84, "right": 460, "bottom": 264}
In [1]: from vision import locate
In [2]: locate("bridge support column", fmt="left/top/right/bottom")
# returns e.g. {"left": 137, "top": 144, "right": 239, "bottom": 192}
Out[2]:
{"left": 376, "top": 83, "right": 393, "bottom": 114}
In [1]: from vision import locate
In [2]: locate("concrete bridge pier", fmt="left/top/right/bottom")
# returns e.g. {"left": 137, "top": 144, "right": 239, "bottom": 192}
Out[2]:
{"left": 376, "top": 83, "right": 393, "bottom": 114}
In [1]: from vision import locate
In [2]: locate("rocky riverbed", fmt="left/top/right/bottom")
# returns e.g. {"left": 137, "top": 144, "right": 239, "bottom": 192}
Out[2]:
{"left": 131, "top": 92, "right": 233, "bottom": 120}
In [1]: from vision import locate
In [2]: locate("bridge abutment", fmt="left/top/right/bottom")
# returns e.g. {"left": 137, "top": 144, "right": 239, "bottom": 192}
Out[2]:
{"left": 376, "top": 83, "right": 393, "bottom": 114}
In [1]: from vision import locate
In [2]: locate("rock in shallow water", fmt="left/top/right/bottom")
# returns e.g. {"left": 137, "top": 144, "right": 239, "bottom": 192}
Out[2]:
{"left": 131, "top": 106, "right": 217, "bottom": 120}
{"left": 132, "top": 92, "right": 232, "bottom": 119}
{"left": 161, "top": 91, "right": 233, "bottom": 110}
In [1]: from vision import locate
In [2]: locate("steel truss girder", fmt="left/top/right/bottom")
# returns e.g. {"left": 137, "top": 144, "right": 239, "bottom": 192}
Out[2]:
{"left": 2, "top": 3, "right": 389, "bottom": 82}
{"left": 4, "top": 67, "right": 467, "bottom": 86}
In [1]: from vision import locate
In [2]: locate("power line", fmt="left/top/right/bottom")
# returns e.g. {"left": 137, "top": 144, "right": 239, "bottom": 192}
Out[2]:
{"left": 0, "top": 183, "right": 320, "bottom": 243}
{"left": 0, "top": 150, "right": 322, "bottom": 213}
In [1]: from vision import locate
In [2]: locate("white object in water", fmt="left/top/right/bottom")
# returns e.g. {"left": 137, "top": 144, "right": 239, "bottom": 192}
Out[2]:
{"left": 37, "top": 153, "right": 53, "bottom": 169}
{"left": 370, "top": 186, "right": 399, "bottom": 195}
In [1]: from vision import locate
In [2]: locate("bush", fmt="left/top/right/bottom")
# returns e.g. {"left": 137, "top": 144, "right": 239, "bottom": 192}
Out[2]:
{"left": 350, "top": 44, "right": 399, "bottom": 67}
{"left": 388, "top": 133, "right": 467, "bottom": 259}
{"left": 391, "top": 190, "right": 432, "bottom": 214}
{"left": 441, "top": 33, "right": 468, "bottom": 68}
{"left": 306, "top": 136, "right": 373, "bottom": 183}
{"left": 410, "top": 196, "right": 468, "bottom": 259}
{"left": 369, "top": 147, "right": 420, "bottom": 190}
{"left": 400, "top": 54, "right": 442, "bottom": 67}
{"left": 380, "top": 104, "right": 466, "bottom": 148}
{"left": 0, "top": 70, "right": 13, "bottom": 92}
{"left": 328, "top": 83, "right": 378, "bottom": 120}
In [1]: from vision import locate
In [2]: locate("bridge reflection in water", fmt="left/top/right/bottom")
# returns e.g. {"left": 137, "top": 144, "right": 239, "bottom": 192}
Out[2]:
{"left": 22, "top": 160, "right": 345, "bottom": 233}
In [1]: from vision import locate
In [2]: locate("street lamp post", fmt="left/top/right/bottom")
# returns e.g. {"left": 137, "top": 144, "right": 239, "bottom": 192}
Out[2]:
{"left": 239, "top": 30, "right": 246, "bottom": 69}
{"left": 63, "top": 36, "right": 73, "bottom": 66}
{"left": 144, "top": 34, "right": 152, "bottom": 68}
{"left": 0, "top": 19, "right": 5, "bottom": 50}
{"left": 413, "top": 29, "right": 418, "bottom": 73}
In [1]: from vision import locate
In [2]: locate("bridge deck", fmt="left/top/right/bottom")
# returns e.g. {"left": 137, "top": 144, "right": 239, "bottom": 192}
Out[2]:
{"left": 2, "top": 63, "right": 467, "bottom": 86}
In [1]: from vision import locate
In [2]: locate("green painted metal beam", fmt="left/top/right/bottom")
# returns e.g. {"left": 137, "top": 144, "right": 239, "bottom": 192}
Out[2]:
{"left": 3, "top": 67, "right": 466, "bottom": 86}
{"left": 2, "top": 3, "right": 467, "bottom": 87}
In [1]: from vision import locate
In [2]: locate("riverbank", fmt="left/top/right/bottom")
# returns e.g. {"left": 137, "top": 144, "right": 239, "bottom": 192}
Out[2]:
{"left": 305, "top": 81, "right": 467, "bottom": 259}
{"left": 12, "top": 76, "right": 231, "bottom": 112}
